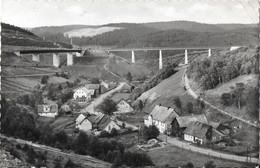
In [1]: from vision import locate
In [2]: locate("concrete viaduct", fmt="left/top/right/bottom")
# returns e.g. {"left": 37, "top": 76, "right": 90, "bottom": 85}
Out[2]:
{"left": 14, "top": 49, "right": 83, "bottom": 67}
{"left": 106, "top": 47, "right": 226, "bottom": 69}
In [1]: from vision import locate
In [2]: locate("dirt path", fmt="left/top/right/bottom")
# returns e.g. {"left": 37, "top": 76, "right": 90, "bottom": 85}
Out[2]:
{"left": 183, "top": 69, "right": 258, "bottom": 128}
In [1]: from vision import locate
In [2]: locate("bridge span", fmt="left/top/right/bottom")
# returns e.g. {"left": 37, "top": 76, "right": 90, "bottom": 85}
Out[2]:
{"left": 106, "top": 47, "right": 228, "bottom": 69}
{"left": 14, "top": 49, "right": 83, "bottom": 67}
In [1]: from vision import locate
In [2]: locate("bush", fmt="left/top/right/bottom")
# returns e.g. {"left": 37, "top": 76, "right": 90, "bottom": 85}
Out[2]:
{"left": 100, "top": 98, "right": 117, "bottom": 116}
{"left": 41, "top": 76, "right": 49, "bottom": 84}
{"left": 99, "top": 130, "right": 111, "bottom": 138}
{"left": 143, "top": 125, "right": 159, "bottom": 140}
{"left": 110, "top": 128, "right": 118, "bottom": 136}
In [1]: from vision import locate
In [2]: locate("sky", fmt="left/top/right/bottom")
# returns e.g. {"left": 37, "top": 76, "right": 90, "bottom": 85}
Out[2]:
{"left": 1, "top": 0, "right": 259, "bottom": 28}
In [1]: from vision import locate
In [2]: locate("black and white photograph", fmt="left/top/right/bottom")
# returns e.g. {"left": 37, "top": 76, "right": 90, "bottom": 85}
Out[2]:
{"left": 0, "top": 0, "right": 259, "bottom": 167}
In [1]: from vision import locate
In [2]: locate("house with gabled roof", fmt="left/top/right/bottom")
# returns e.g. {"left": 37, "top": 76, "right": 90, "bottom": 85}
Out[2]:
{"left": 75, "top": 114, "right": 93, "bottom": 132}
{"left": 144, "top": 105, "right": 179, "bottom": 133}
{"left": 115, "top": 99, "right": 133, "bottom": 114}
{"left": 120, "top": 82, "right": 132, "bottom": 93}
{"left": 171, "top": 114, "right": 208, "bottom": 137}
{"left": 88, "top": 113, "right": 120, "bottom": 133}
{"left": 37, "top": 104, "right": 58, "bottom": 117}
{"left": 183, "top": 121, "right": 212, "bottom": 145}
{"left": 73, "top": 86, "right": 95, "bottom": 103}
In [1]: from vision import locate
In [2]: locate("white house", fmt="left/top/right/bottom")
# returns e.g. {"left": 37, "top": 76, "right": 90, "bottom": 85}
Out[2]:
{"left": 75, "top": 114, "right": 93, "bottom": 132}
{"left": 144, "top": 105, "right": 179, "bottom": 133}
{"left": 230, "top": 46, "right": 241, "bottom": 51}
{"left": 73, "top": 86, "right": 95, "bottom": 103}
{"left": 37, "top": 104, "right": 58, "bottom": 117}
{"left": 115, "top": 99, "right": 133, "bottom": 114}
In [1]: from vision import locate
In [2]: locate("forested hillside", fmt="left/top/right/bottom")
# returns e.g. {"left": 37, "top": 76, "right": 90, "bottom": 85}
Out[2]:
{"left": 2, "top": 23, "right": 73, "bottom": 48}
{"left": 187, "top": 47, "right": 258, "bottom": 90}
{"left": 187, "top": 47, "right": 258, "bottom": 121}
{"left": 143, "top": 21, "right": 225, "bottom": 32}
{"left": 30, "top": 21, "right": 258, "bottom": 48}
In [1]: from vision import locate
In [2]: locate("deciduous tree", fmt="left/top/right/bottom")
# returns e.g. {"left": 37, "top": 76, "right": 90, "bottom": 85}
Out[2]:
{"left": 100, "top": 98, "right": 117, "bottom": 116}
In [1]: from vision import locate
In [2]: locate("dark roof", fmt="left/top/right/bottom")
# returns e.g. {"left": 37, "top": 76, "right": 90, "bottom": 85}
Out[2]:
{"left": 88, "top": 113, "right": 105, "bottom": 124}
{"left": 183, "top": 121, "right": 211, "bottom": 139}
{"left": 85, "top": 84, "right": 100, "bottom": 90}
{"left": 98, "top": 116, "right": 112, "bottom": 130}
{"left": 176, "top": 114, "right": 208, "bottom": 128}
{"left": 87, "top": 113, "right": 112, "bottom": 130}
{"left": 148, "top": 105, "right": 179, "bottom": 123}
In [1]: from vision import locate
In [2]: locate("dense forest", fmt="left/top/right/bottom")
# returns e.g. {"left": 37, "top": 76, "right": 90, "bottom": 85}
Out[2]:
{"left": 30, "top": 22, "right": 258, "bottom": 48}
{"left": 2, "top": 23, "right": 73, "bottom": 48}
{"left": 2, "top": 23, "right": 37, "bottom": 37}
{"left": 187, "top": 47, "right": 259, "bottom": 119}
{"left": 187, "top": 47, "right": 258, "bottom": 90}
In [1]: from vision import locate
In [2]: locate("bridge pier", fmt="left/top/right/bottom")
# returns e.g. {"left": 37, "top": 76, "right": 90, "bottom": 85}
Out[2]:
{"left": 185, "top": 49, "right": 188, "bottom": 64}
{"left": 208, "top": 49, "right": 211, "bottom": 57}
{"left": 32, "top": 54, "right": 40, "bottom": 62}
{"left": 53, "top": 53, "right": 60, "bottom": 67}
{"left": 131, "top": 51, "right": 135, "bottom": 63}
{"left": 159, "top": 50, "right": 163, "bottom": 69}
{"left": 76, "top": 52, "right": 82, "bottom": 57}
{"left": 67, "top": 53, "right": 73, "bottom": 66}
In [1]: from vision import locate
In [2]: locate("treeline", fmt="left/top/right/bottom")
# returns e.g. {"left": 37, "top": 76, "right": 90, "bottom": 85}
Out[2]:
{"left": 2, "top": 35, "right": 58, "bottom": 48}
{"left": 0, "top": 98, "right": 153, "bottom": 167}
{"left": 37, "top": 25, "right": 158, "bottom": 47}
{"left": 36, "top": 24, "right": 258, "bottom": 48}
{"left": 130, "top": 63, "right": 177, "bottom": 101}
{"left": 2, "top": 23, "right": 36, "bottom": 37}
{"left": 187, "top": 47, "right": 258, "bottom": 90}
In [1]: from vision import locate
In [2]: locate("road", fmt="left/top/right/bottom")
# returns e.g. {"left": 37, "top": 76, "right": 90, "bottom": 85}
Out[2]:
{"left": 158, "top": 134, "right": 258, "bottom": 164}
{"left": 183, "top": 70, "right": 258, "bottom": 128}
{"left": 80, "top": 82, "right": 126, "bottom": 113}
{"left": 0, "top": 135, "right": 111, "bottom": 168}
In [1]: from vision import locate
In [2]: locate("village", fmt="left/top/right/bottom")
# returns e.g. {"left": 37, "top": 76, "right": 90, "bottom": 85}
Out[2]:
{"left": 36, "top": 76, "right": 234, "bottom": 149}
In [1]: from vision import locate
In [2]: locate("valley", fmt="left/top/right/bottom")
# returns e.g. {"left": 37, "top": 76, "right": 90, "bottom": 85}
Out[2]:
{"left": 1, "top": 19, "right": 259, "bottom": 168}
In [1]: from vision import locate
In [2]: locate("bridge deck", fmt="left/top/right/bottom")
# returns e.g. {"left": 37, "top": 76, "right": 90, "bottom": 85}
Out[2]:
{"left": 16, "top": 49, "right": 82, "bottom": 54}
{"left": 106, "top": 47, "right": 227, "bottom": 52}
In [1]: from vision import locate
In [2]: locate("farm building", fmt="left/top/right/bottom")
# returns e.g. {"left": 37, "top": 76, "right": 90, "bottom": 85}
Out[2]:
{"left": 183, "top": 121, "right": 225, "bottom": 145}
{"left": 115, "top": 99, "right": 133, "bottom": 114}
{"left": 120, "top": 82, "right": 132, "bottom": 93}
{"left": 75, "top": 113, "right": 120, "bottom": 133}
{"left": 37, "top": 104, "right": 58, "bottom": 117}
{"left": 144, "top": 105, "right": 179, "bottom": 133}
{"left": 171, "top": 114, "right": 208, "bottom": 137}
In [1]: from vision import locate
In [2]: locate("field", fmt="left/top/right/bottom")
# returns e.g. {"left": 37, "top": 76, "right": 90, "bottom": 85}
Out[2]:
{"left": 110, "top": 93, "right": 131, "bottom": 102}
{"left": 148, "top": 144, "right": 254, "bottom": 167}
{"left": 64, "top": 26, "right": 123, "bottom": 38}
{"left": 107, "top": 55, "right": 152, "bottom": 79}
